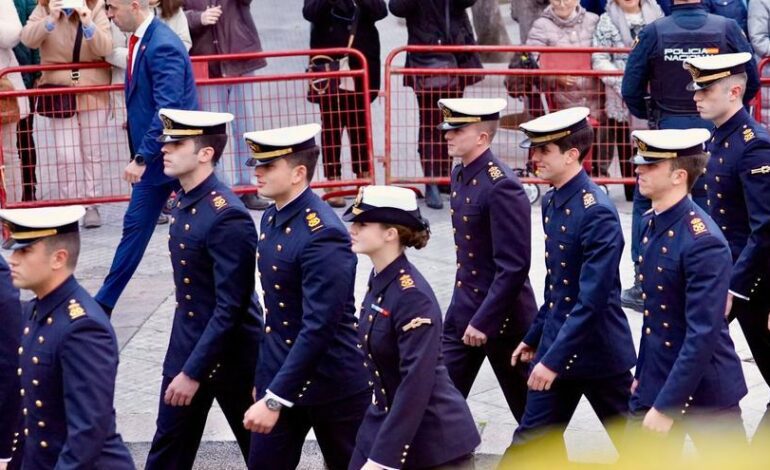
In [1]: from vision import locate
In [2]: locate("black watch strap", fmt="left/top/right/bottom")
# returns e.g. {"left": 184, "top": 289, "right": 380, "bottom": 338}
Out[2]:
{"left": 132, "top": 154, "right": 146, "bottom": 166}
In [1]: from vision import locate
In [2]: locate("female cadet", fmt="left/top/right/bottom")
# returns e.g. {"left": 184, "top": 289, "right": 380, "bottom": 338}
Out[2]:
{"left": 343, "top": 185, "right": 480, "bottom": 470}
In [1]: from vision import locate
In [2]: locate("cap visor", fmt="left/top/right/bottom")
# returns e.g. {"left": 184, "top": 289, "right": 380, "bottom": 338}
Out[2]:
{"left": 437, "top": 122, "right": 469, "bottom": 131}
{"left": 632, "top": 155, "right": 666, "bottom": 165}
{"left": 156, "top": 134, "right": 190, "bottom": 144}
{"left": 2, "top": 238, "right": 35, "bottom": 250}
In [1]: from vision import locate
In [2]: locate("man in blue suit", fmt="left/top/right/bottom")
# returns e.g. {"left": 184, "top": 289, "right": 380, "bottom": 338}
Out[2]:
{"left": 99, "top": 0, "right": 199, "bottom": 314}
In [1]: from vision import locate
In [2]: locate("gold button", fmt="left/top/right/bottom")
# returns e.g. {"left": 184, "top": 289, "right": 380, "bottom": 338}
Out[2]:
{"left": 719, "top": 209, "right": 726, "bottom": 214}
{"left": 265, "top": 326, "right": 272, "bottom": 333}
{"left": 549, "top": 302, "right": 554, "bottom": 309}
{"left": 643, "top": 236, "right": 648, "bottom": 244}
{"left": 185, "top": 294, "right": 192, "bottom": 300}
{"left": 668, "top": 230, "right": 674, "bottom": 237}
{"left": 35, "top": 400, "right": 43, "bottom": 408}
{"left": 285, "top": 227, "right": 292, "bottom": 234}
{"left": 279, "top": 302, "right": 286, "bottom": 308}
{"left": 638, "top": 274, "right": 644, "bottom": 281}
{"left": 32, "top": 380, "right": 39, "bottom": 386}
{"left": 560, "top": 262, "right": 566, "bottom": 268}
{"left": 644, "top": 309, "right": 649, "bottom": 316}
{"left": 274, "top": 284, "right": 281, "bottom": 290}
{"left": 184, "top": 278, "right": 190, "bottom": 284}
{"left": 456, "top": 281, "right": 462, "bottom": 288}
{"left": 665, "top": 341, "right": 672, "bottom": 347}
{"left": 452, "top": 191, "right": 457, "bottom": 197}
{"left": 286, "top": 339, "right": 292, "bottom": 345}
{"left": 179, "top": 243, "right": 185, "bottom": 249}
{"left": 465, "top": 235, "right": 471, "bottom": 240}
{"left": 565, "top": 209, "right": 571, "bottom": 215}
{"left": 638, "top": 256, "right": 643, "bottom": 263}
{"left": 18, "top": 346, "right": 23, "bottom": 355}
{"left": 661, "top": 304, "right": 667, "bottom": 310}
{"left": 191, "top": 208, "right": 197, "bottom": 215}
{"left": 17, "top": 368, "right": 21, "bottom": 376}
{"left": 277, "top": 244, "right": 283, "bottom": 252}
{"left": 565, "top": 297, "right": 572, "bottom": 302}
{"left": 184, "top": 224, "right": 190, "bottom": 231}
{"left": 465, "top": 197, "right": 470, "bottom": 203}
{"left": 46, "top": 318, "right": 53, "bottom": 325}
{"left": 657, "top": 285, "right": 663, "bottom": 291}
{"left": 468, "top": 253, "right": 474, "bottom": 258}
{"left": 38, "top": 421, "right": 45, "bottom": 428}
{"left": 368, "top": 314, "right": 373, "bottom": 321}
{"left": 563, "top": 279, "right": 569, "bottom": 285}
{"left": 40, "top": 441, "right": 48, "bottom": 448}
{"left": 657, "top": 266, "right": 663, "bottom": 273}
{"left": 24, "top": 327, "right": 29, "bottom": 335}
{"left": 20, "top": 388, "right": 24, "bottom": 396}
{"left": 642, "top": 293, "right": 647, "bottom": 300}
{"left": 260, "top": 233, "right": 266, "bottom": 240}
{"left": 32, "top": 356, "right": 39, "bottom": 365}
{"left": 188, "top": 312, "right": 195, "bottom": 317}
{"left": 663, "top": 322, "right": 670, "bottom": 328}
{"left": 23, "top": 429, "right": 28, "bottom": 436}
{"left": 471, "top": 270, "right": 477, "bottom": 276}
{"left": 561, "top": 225, "right": 566, "bottom": 232}
{"left": 462, "top": 216, "right": 468, "bottom": 222}
{"left": 661, "top": 247, "right": 668, "bottom": 254}
{"left": 545, "top": 217, "right": 549, "bottom": 223}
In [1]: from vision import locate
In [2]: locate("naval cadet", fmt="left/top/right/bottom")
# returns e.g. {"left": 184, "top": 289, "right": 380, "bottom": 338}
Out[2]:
{"left": 685, "top": 53, "right": 770, "bottom": 408}
{"left": 144, "top": 109, "right": 263, "bottom": 469}
{"left": 0, "top": 206, "right": 134, "bottom": 469}
{"left": 343, "top": 185, "right": 480, "bottom": 470}
{"left": 0, "top": 254, "right": 22, "bottom": 469}
{"left": 619, "top": 0, "right": 758, "bottom": 313}
{"left": 627, "top": 129, "right": 747, "bottom": 457}
{"left": 439, "top": 98, "right": 537, "bottom": 423}
{"left": 500, "top": 108, "right": 636, "bottom": 463}
{"left": 242, "top": 124, "right": 370, "bottom": 470}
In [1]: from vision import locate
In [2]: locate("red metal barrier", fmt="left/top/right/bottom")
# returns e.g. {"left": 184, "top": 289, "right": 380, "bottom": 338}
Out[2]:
{"left": 0, "top": 49, "right": 374, "bottom": 208}
{"left": 756, "top": 57, "right": 770, "bottom": 126}
{"left": 384, "top": 45, "right": 644, "bottom": 189}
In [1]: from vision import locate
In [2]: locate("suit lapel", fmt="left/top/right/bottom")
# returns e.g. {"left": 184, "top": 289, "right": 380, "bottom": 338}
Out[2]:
{"left": 126, "top": 18, "right": 159, "bottom": 101}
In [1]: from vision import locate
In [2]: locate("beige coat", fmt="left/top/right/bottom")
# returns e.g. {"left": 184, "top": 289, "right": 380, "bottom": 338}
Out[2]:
{"left": 0, "top": 0, "right": 30, "bottom": 119}
{"left": 21, "top": 0, "right": 112, "bottom": 111}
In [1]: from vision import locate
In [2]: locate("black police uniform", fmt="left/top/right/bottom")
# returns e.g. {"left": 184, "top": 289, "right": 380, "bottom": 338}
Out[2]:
{"left": 704, "top": 108, "right": 770, "bottom": 391}
{"left": 145, "top": 174, "right": 262, "bottom": 469}
{"left": 0, "top": 256, "right": 22, "bottom": 463}
{"left": 506, "top": 170, "right": 636, "bottom": 455}
{"left": 443, "top": 148, "right": 537, "bottom": 422}
{"left": 350, "top": 254, "right": 480, "bottom": 470}
{"left": 249, "top": 187, "right": 370, "bottom": 470}
{"left": 630, "top": 197, "right": 747, "bottom": 446}
{"left": 15, "top": 276, "right": 134, "bottom": 470}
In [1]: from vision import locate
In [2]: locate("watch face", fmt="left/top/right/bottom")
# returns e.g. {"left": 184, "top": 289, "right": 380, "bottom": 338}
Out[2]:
{"left": 266, "top": 398, "right": 281, "bottom": 411}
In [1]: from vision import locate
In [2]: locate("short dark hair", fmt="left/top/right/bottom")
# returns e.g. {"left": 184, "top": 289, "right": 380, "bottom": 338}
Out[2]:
{"left": 42, "top": 232, "right": 80, "bottom": 270}
{"left": 284, "top": 146, "right": 320, "bottom": 183}
{"left": 554, "top": 125, "right": 594, "bottom": 162}
{"left": 192, "top": 134, "right": 229, "bottom": 165}
{"left": 669, "top": 152, "right": 709, "bottom": 191}
{"left": 476, "top": 121, "right": 499, "bottom": 143}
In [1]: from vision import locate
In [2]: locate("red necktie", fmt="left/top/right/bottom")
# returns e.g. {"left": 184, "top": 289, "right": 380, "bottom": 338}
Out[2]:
{"left": 127, "top": 34, "right": 139, "bottom": 82}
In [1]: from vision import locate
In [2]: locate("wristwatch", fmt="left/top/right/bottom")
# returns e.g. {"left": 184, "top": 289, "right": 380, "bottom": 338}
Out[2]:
{"left": 265, "top": 398, "right": 283, "bottom": 411}
{"left": 132, "top": 154, "right": 146, "bottom": 166}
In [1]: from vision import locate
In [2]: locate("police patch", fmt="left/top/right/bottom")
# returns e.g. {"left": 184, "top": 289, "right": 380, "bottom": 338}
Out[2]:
{"left": 688, "top": 217, "right": 709, "bottom": 237}
{"left": 68, "top": 299, "right": 86, "bottom": 321}
{"left": 487, "top": 165, "right": 504, "bottom": 181}
{"left": 306, "top": 212, "right": 323, "bottom": 232}
{"left": 583, "top": 192, "right": 596, "bottom": 208}
{"left": 402, "top": 317, "right": 432, "bottom": 332}
{"left": 399, "top": 274, "right": 415, "bottom": 290}
{"left": 211, "top": 195, "right": 228, "bottom": 211}
{"left": 743, "top": 128, "right": 755, "bottom": 142}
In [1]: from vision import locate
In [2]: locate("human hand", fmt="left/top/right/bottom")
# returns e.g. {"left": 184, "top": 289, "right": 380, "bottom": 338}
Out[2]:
{"left": 511, "top": 342, "right": 535, "bottom": 366}
{"left": 123, "top": 160, "right": 146, "bottom": 184}
{"left": 164, "top": 372, "right": 200, "bottom": 406}
{"left": 243, "top": 399, "right": 280, "bottom": 434}
{"left": 527, "top": 362, "right": 558, "bottom": 391}
{"left": 642, "top": 407, "right": 673, "bottom": 434}
{"left": 200, "top": 6, "right": 223, "bottom": 26}
{"left": 462, "top": 324, "right": 487, "bottom": 347}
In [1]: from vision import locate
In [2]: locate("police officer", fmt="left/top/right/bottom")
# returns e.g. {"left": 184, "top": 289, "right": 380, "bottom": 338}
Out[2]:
{"left": 0, "top": 206, "right": 134, "bottom": 469}
{"left": 343, "top": 186, "right": 480, "bottom": 470}
{"left": 144, "top": 109, "right": 262, "bottom": 469}
{"left": 627, "top": 129, "right": 747, "bottom": 457}
{"left": 242, "top": 124, "right": 370, "bottom": 470}
{"left": 686, "top": 52, "right": 770, "bottom": 435}
{"left": 439, "top": 98, "right": 537, "bottom": 422}
{"left": 0, "top": 256, "right": 22, "bottom": 469}
{"left": 619, "top": 0, "right": 758, "bottom": 312}
{"left": 500, "top": 108, "right": 636, "bottom": 462}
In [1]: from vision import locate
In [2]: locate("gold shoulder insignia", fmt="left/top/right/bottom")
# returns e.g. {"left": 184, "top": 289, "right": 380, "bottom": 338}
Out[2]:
{"left": 402, "top": 317, "right": 432, "bottom": 332}
{"left": 583, "top": 192, "right": 596, "bottom": 208}
{"left": 211, "top": 194, "right": 228, "bottom": 211}
{"left": 487, "top": 165, "right": 504, "bottom": 182}
{"left": 750, "top": 165, "right": 770, "bottom": 175}
{"left": 306, "top": 212, "right": 324, "bottom": 232}
{"left": 688, "top": 217, "right": 709, "bottom": 237}
{"left": 68, "top": 299, "right": 86, "bottom": 321}
{"left": 399, "top": 274, "right": 415, "bottom": 290}
{"left": 743, "top": 128, "right": 756, "bottom": 143}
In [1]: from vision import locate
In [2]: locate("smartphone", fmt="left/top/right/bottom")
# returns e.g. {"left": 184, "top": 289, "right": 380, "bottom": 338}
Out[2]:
{"left": 60, "top": 0, "right": 85, "bottom": 9}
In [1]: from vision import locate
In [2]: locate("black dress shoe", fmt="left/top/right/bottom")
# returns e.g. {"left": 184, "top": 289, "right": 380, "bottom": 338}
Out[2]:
{"left": 241, "top": 193, "right": 272, "bottom": 210}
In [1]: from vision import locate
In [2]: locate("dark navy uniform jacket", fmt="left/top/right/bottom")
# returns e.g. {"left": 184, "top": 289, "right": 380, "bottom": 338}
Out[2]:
{"left": 166, "top": 174, "right": 262, "bottom": 383}
{"left": 447, "top": 149, "right": 537, "bottom": 340}
{"left": 704, "top": 108, "right": 770, "bottom": 300}
{"left": 16, "top": 276, "right": 133, "bottom": 469}
{"left": 351, "top": 255, "right": 480, "bottom": 470}
{"left": 0, "top": 257, "right": 22, "bottom": 460}
{"left": 622, "top": 3, "right": 757, "bottom": 119}
{"left": 630, "top": 198, "right": 747, "bottom": 415}
{"left": 523, "top": 170, "right": 636, "bottom": 378}
{"left": 255, "top": 187, "right": 368, "bottom": 405}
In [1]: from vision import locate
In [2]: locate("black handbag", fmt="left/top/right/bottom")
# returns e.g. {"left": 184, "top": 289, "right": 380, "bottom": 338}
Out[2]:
{"left": 306, "top": 2, "right": 359, "bottom": 104}
{"left": 504, "top": 52, "right": 539, "bottom": 99}
{"left": 410, "top": 0, "right": 460, "bottom": 91}
{"left": 35, "top": 21, "right": 83, "bottom": 119}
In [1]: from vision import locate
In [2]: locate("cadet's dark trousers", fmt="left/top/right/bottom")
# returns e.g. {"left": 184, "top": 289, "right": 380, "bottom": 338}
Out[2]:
{"left": 416, "top": 88, "right": 463, "bottom": 179}
{"left": 500, "top": 370, "right": 632, "bottom": 466}
{"left": 248, "top": 389, "right": 369, "bottom": 470}
{"left": 318, "top": 90, "right": 369, "bottom": 179}
{"left": 96, "top": 180, "right": 177, "bottom": 310}
{"left": 442, "top": 321, "right": 528, "bottom": 422}
{"left": 621, "top": 404, "right": 746, "bottom": 463}
{"left": 145, "top": 374, "right": 254, "bottom": 470}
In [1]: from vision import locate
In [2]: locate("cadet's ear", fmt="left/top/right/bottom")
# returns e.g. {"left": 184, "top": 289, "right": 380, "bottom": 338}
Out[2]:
{"left": 49, "top": 247, "right": 70, "bottom": 272}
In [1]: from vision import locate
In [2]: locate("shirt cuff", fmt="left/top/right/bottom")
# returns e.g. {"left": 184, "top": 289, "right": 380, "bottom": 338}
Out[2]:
{"left": 45, "top": 20, "right": 56, "bottom": 32}
{"left": 265, "top": 389, "right": 294, "bottom": 408}
{"left": 0, "top": 457, "right": 11, "bottom": 463}
{"left": 82, "top": 23, "right": 96, "bottom": 40}
{"left": 729, "top": 289, "right": 750, "bottom": 301}
{"left": 368, "top": 459, "right": 399, "bottom": 470}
